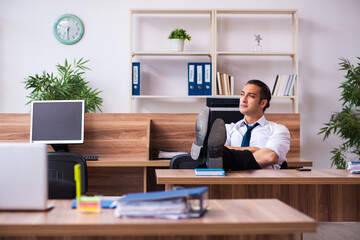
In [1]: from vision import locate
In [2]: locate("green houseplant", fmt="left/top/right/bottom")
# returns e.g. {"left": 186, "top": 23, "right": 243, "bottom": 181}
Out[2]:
{"left": 24, "top": 58, "right": 103, "bottom": 113}
{"left": 168, "top": 28, "right": 192, "bottom": 41}
{"left": 168, "top": 28, "right": 191, "bottom": 52}
{"left": 319, "top": 57, "right": 360, "bottom": 169}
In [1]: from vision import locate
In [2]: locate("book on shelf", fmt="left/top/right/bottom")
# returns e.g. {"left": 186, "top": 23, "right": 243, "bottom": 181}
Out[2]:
{"left": 230, "top": 76, "right": 235, "bottom": 95}
{"left": 216, "top": 72, "right": 235, "bottom": 96}
{"left": 188, "top": 62, "right": 212, "bottom": 96}
{"left": 114, "top": 186, "right": 209, "bottom": 219}
{"left": 216, "top": 72, "right": 223, "bottom": 95}
{"left": 272, "top": 74, "right": 297, "bottom": 96}
{"left": 132, "top": 62, "right": 140, "bottom": 95}
{"left": 195, "top": 168, "right": 225, "bottom": 176}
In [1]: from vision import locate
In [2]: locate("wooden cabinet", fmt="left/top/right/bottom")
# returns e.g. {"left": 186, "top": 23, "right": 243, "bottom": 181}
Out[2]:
{"left": 130, "top": 9, "right": 299, "bottom": 113}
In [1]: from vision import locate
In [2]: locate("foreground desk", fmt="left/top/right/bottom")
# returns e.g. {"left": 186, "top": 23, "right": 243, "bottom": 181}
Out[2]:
{"left": 0, "top": 199, "right": 315, "bottom": 240}
{"left": 156, "top": 169, "right": 360, "bottom": 222}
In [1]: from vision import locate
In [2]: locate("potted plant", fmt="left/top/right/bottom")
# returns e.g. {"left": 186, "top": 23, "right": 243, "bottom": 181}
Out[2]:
{"left": 319, "top": 57, "right": 360, "bottom": 169}
{"left": 168, "top": 28, "right": 191, "bottom": 52}
{"left": 24, "top": 58, "right": 103, "bottom": 113}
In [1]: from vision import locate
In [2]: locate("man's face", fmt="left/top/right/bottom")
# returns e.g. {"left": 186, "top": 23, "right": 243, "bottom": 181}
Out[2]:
{"left": 239, "top": 84, "right": 267, "bottom": 116}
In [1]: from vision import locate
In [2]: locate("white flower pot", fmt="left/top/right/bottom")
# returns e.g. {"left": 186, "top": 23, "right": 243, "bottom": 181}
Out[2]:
{"left": 171, "top": 39, "right": 185, "bottom": 52}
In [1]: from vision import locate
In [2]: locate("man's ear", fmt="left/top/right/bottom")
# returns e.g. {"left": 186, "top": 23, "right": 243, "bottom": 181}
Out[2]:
{"left": 260, "top": 99, "right": 268, "bottom": 109}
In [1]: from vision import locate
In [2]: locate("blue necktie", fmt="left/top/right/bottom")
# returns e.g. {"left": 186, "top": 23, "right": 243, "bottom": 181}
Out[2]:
{"left": 241, "top": 122, "right": 259, "bottom": 147}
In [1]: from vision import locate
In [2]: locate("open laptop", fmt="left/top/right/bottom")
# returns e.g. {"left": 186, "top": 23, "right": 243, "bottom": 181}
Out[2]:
{"left": 0, "top": 143, "right": 54, "bottom": 211}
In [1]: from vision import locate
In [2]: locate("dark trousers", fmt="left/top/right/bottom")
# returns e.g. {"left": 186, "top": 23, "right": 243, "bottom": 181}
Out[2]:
{"left": 222, "top": 147, "right": 261, "bottom": 171}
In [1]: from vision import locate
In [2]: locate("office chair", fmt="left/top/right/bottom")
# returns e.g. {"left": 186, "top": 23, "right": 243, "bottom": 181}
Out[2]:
{"left": 170, "top": 154, "right": 205, "bottom": 169}
{"left": 48, "top": 152, "right": 87, "bottom": 199}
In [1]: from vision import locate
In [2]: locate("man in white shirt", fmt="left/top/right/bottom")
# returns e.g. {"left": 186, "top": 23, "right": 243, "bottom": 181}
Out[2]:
{"left": 191, "top": 79, "right": 290, "bottom": 170}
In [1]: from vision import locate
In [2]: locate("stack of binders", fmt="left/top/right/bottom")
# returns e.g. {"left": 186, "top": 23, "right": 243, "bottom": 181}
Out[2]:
{"left": 188, "top": 62, "right": 212, "bottom": 96}
{"left": 114, "top": 186, "right": 209, "bottom": 219}
{"left": 347, "top": 161, "right": 360, "bottom": 174}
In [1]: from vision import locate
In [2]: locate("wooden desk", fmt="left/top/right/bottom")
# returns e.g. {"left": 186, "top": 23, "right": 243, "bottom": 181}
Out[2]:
{"left": 0, "top": 199, "right": 315, "bottom": 240}
{"left": 156, "top": 169, "right": 360, "bottom": 222}
{"left": 86, "top": 157, "right": 170, "bottom": 195}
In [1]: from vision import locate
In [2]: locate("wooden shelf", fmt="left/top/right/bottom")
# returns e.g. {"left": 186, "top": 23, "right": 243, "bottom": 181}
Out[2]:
{"left": 132, "top": 52, "right": 212, "bottom": 57}
{"left": 131, "top": 9, "right": 213, "bottom": 15}
{"left": 211, "top": 95, "right": 296, "bottom": 99}
{"left": 216, "top": 9, "right": 298, "bottom": 15}
{"left": 217, "top": 52, "right": 296, "bottom": 57}
{"left": 131, "top": 95, "right": 210, "bottom": 99}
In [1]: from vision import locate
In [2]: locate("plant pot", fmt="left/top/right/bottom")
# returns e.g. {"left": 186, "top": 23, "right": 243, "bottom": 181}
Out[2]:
{"left": 171, "top": 39, "right": 185, "bottom": 52}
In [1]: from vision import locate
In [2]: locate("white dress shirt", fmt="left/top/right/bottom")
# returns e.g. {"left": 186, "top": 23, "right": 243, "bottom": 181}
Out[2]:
{"left": 225, "top": 115, "right": 290, "bottom": 169}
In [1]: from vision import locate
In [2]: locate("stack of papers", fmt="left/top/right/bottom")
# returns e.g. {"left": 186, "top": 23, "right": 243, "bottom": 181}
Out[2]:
{"left": 158, "top": 150, "right": 188, "bottom": 159}
{"left": 195, "top": 168, "right": 225, "bottom": 176}
{"left": 114, "top": 187, "right": 208, "bottom": 219}
{"left": 347, "top": 161, "right": 360, "bottom": 174}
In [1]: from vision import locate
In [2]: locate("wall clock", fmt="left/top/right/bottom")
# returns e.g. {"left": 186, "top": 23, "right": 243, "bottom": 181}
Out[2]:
{"left": 53, "top": 14, "right": 84, "bottom": 45}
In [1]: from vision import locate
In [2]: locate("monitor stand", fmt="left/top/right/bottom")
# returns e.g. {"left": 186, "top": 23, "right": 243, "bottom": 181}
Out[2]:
{"left": 51, "top": 144, "right": 69, "bottom": 152}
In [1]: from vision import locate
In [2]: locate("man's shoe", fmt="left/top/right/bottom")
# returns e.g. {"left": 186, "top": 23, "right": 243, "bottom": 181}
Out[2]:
{"left": 191, "top": 107, "right": 210, "bottom": 160}
{"left": 207, "top": 118, "right": 226, "bottom": 169}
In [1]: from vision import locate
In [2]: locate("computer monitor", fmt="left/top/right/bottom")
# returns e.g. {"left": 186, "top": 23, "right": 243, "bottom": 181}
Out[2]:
{"left": 30, "top": 100, "right": 85, "bottom": 152}
{"left": 206, "top": 97, "right": 244, "bottom": 127}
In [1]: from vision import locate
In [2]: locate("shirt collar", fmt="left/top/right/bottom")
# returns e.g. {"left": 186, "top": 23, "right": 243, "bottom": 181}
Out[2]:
{"left": 239, "top": 115, "right": 268, "bottom": 127}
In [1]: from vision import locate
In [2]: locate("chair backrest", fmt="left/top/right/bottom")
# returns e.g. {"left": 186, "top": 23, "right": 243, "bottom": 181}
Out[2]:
{"left": 48, "top": 152, "right": 87, "bottom": 198}
{"left": 170, "top": 154, "right": 205, "bottom": 169}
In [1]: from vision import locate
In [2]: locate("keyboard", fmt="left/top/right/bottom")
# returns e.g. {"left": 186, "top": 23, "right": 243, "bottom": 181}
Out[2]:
{"left": 83, "top": 155, "right": 99, "bottom": 161}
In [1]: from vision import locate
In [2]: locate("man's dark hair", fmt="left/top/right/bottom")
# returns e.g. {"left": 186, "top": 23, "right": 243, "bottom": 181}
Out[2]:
{"left": 246, "top": 79, "right": 271, "bottom": 112}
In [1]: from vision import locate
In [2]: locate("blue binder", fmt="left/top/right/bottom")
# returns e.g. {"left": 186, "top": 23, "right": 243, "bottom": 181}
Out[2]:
{"left": 203, "top": 63, "right": 212, "bottom": 95}
{"left": 195, "top": 64, "right": 204, "bottom": 95}
{"left": 188, "top": 63, "right": 196, "bottom": 95}
{"left": 132, "top": 62, "right": 140, "bottom": 95}
{"left": 118, "top": 186, "right": 209, "bottom": 218}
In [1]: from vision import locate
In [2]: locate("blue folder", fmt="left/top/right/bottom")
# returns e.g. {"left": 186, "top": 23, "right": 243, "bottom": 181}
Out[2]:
{"left": 188, "top": 63, "right": 196, "bottom": 95}
{"left": 203, "top": 63, "right": 212, "bottom": 95}
{"left": 195, "top": 64, "right": 204, "bottom": 95}
{"left": 118, "top": 186, "right": 209, "bottom": 218}
{"left": 132, "top": 62, "right": 140, "bottom": 95}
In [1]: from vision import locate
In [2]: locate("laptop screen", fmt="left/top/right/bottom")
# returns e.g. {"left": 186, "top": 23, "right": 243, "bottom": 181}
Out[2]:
{"left": 0, "top": 143, "right": 49, "bottom": 210}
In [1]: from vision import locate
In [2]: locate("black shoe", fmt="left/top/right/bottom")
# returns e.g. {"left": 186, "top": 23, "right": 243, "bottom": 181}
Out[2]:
{"left": 191, "top": 107, "right": 210, "bottom": 160}
{"left": 206, "top": 118, "right": 226, "bottom": 169}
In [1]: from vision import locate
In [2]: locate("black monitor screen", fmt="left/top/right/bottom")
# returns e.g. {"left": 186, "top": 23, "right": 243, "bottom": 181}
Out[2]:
{"left": 206, "top": 97, "right": 244, "bottom": 127}
{"left": 30, "top": 100, "right": 84, "bottom": 145}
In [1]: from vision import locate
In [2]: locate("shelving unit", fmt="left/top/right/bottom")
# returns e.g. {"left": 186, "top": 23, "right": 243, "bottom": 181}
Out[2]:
{"left": 214, "top": 9, "right": 299, "bottom": 113}
{"left": 130, "top": 9, "right": 299, "bottom": 113}
{"left": 130, "top": 9, "right": 214, "bottom": 112}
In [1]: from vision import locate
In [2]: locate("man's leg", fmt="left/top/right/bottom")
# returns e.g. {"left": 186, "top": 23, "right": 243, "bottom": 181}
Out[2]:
{"left": 191, "top": 106, "right": 210, "bottom": 161}
{"left": 206, "top": 118, "right": 226, "bottom": 168}
{"left": 191, "top": 107, "right": 261, "bottom": 170}
{"left": 222, "top": 147, "right": 261, "bottom": 171}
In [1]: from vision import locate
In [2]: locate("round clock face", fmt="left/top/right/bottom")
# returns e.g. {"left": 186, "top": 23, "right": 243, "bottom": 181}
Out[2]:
{"left": 54, "top": 14, "right": 84, "bottom": 45}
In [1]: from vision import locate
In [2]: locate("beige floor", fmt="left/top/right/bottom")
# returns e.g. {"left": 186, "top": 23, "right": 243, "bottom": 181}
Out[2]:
{"left": 303, "top": 222, "right": 360, "bottom": 240}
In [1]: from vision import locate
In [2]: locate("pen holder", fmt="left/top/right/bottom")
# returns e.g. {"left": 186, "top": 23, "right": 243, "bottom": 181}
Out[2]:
{"left": 77, "top": 196, "right": 101, "bottom": 213}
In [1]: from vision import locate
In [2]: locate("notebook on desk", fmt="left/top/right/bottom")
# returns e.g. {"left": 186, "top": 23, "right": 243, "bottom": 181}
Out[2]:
{"left": 0, "top": 143, "right": 54, "bottom": 211}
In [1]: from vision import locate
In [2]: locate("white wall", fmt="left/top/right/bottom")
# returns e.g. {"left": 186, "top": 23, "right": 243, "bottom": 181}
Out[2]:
{"left": 1, "top": 0, "right": 359, "bottom": 168}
